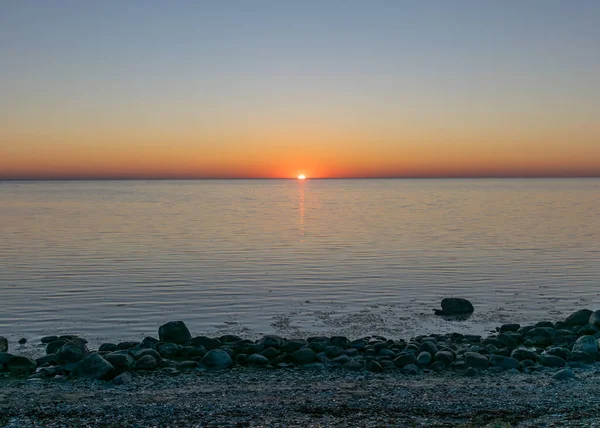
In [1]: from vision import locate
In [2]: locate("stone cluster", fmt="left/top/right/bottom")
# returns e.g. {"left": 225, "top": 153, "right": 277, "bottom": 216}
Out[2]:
{"left": 2, "top": 309, "right": 600, "bottom": 383}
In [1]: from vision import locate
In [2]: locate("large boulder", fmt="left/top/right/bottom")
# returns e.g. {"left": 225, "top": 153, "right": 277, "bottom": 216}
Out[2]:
{"left": 136, "top": 355, "right": 158, "bottom": 370}
{"left": 572, "top": 335, "right": 598, "bottom": 354}
{"left": 464, "top": 352, "right": 488, "bottom": 370}
{"left": 589, "top": 310, "right": 600, "bottom": 327}
{"left": 434, "top": 298, "right": 474, "bottom": 316}
{"left": 201, "top": 349, "right": 233, "bottom": 369}
{"left": 158, "top": 321, "right": 191, "bottom": 344}
{"left": 564, "top": 309, "right": 593, "bottom": 327}
{"left": 56, "top": 341, "right": 89, "bottom": 363}
{"left": 104, "top": 353, "right": 136, "bottom": 374}
{"left": 72, "top": 354, "right": 114, "bottom": 380}
{"left": 0, "top": 337, "right": 7, "bottom": 353}
{"left": 6, "top": 355, "right": 36, "bottom": 374}
{"left": 290, "top": 348, "right": 317, "bottom": 365}
{"left": 258, "top": 335, "right": 283, "bottom": 350}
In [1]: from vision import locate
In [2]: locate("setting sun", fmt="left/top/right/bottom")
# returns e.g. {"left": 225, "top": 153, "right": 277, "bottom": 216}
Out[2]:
{"left": 297, "top": 174, "right": 306, "bottom": 180}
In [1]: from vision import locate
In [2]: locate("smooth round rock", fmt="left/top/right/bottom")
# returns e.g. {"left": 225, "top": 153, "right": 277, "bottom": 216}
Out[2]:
{"left": 464, "top": 352, "right": 488, "bottom": 370}
{"left": 552, "top": 368, "right": 576, "bottom": 381}
{"left": 6, "top": 355, "right": 36, "bottom": 373}
{"left": 437, "top": 298, "right": 474, "bottom": 315}
{"left": 201, "top": 349, "right": 234, "bottom": 369}
{"left": 158, "top": 321, "right": 191, "bottom": 345}
{"left": 564, "top": 309, "right": 593, "bottom": 327}
{"left": 246, "top": 354, "right": 270, "bottom": 366}
{"left": 72, "top": 354, "right": 114, "bottom": 380}
{"left": 56, "top": 341, "right": 89, "bottom": 363}
{"left": 291, "top": 348, "right": 317, "bottom": 365}
{"left": 136, "top": 355, "right": 158, "bottom": 370}
{"left": 572, "top": 335, "right": 598, "bottom": 354}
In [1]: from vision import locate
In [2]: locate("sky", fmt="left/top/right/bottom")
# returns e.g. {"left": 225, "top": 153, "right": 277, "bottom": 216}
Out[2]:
{"left": 1, "top": 1, "right": 599, "bottom": 179}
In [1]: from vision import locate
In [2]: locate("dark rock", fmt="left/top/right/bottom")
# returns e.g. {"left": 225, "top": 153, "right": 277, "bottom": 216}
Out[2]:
{"left": 136, "top": 337, "right": 159, "bottom": 350}
{"left": 366, "top": 360, "right": 383, "bottom": 373}
{"left": 136, "top": 355, "right": 158, "bottom": 370}
{"left": 489, "top": 355, "right": 520, "bottom": 369}
{"left": 564, "top": 309, "right": 593, "bottom": 327}
{"left": 18, "top": 338, "right": 27, "bottom": 345}
{"left": 116, "top": 341, "right": 139, "bottom": 350}
{"left": 343, "top": 348, "right": 359, "bottom": 358}
{"left": 572, "top": 335, "right": 598, "bottom": 354}
{"left": 309, "top": 341, "right": 328, "bottom": 353}
{"left": 72, "top": 354, "right": 114, "bottom": 380}
{"left": 332, "top": 355, "right": 351, "bottom": 365}
{"left": 538, "top": 355, "right": 566, "bottom": 367}
{"left": 219, "top": 334, "right": 242, "bottom": 344}
{"left": 434, "top": 351, "right": 455, "bottom": 364}
{"left": 570, "top": 350, "right": 596, "bottom": 363}
{"left": 291, "top": 349, "right": 317, "bottom": 365}
{"left": 113, "top": 371, "right": 133, "bottom": 385}
{"left": 418, "top": 341, "right": 438, "bottom": 355}
{"left": 324, "top": 346, "right": 344, "bottom": 359}
{"left": 417, "top": 352, "right": 432, "bottom": 366}
{"left": 36, "top": 354, "right": 57, "bottom": 366}
{"left": 157, "top": 343, "right": 179, "bottom": 359}
{"left": 187, "top": 336, "right": 221, "bottom": 350}
{"left": 258, "top": 335, "right": 284, "bottom": 350}
{"left": 552, "top": 368, "right": 575, "bottom": 381}
{"left": 329, "top": 336, "right": 350, "bottom": 349}
{"left": 99, "top": 343, "right": 118, "bottom": 353}
{"left": 378, "top": 348, "right": 396, "bottom": 358}
{"left": 131, "top": 348, "right": 161, "bottom": 361}
{"left": 56, "top": 341, "right": 89, "bottom": 363}
{"left": 510, "top": 348, "right": 537, "bottom": 361}
{"left": 497, "top": 333, "right": 519, "bottom": 348}
{"left": 180, "top": 346, "right": 206, "bottom": 359}
{"left": 526, "top": 327, "right": 555, "bottom": 339}
{"left": 177, "top": 361, "right": 198, "bottom": 370}
{"left": 401, "top": 364, "right": 420, "bottom": 375}
{"left": 343, "top": 360, "right": 363, "bottom": 371}
{"left": 544, "top": 346, "right": 570, "bottom": 360}
{"left": 394, "top": 352, "right": 416, "bottom": 368}
{"left": 535, "top": 321, "right": 555, "bottom": 328}
{"left": 0, "top": 337, "right": 7, "bottom": 353}
{"left": 577, "top": 324, "right": 599, "bottom": 335}
{"left": 499, "top": 324, "right": 521, "bottom": 333}
{"left": 158, "top": 321, "right": 191, "bottom": 345}
{"left": 434, "top": 298, "right": 474, "bottom": 316}
{"left": 201, "top": 349, "right": 233, "bottom": 369}
{"left": 350, "top": 339, "right": 368, "bottom": 350}
{"left": 46, "top": 340, "right": 68, "bottom": 355}
{"left": 281, "top": 340, "right": 307, "bottom": 354}
{"left": 41, "top": 336, "right": 59, "bottom": 344}
{"left": 589, "top": 310, "right": 600, "bottom": 327}
{"left": 260, "top": 348, "right": 279, "bottom": 360}
{"left": 104, "top": 353, "right": 135, "bottom": 374}
{"left": 246, "top": 354, "right": 270, "bottom": 366}
{"left": 6, "top": 356, "right": 36, "bottom": 373}
{"left": 430, "top": 361, "right": 446, "bottom": 371}
{"left": 241, "top": 344, "right": 260, "bottom": 355}
{"left": 464, "top": 352, "right": 488, "bottom": 370}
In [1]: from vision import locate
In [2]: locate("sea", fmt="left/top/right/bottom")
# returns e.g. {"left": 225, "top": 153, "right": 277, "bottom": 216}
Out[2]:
{"left": 1, "top": 179, "right": 599, "bottom": 348}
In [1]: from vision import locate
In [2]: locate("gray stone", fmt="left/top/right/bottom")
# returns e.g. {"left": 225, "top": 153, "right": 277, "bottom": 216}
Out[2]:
{"left": 511, "top": 348, "right": 537, "bottom": 361}
{"left": 187, "top": 336, "right": 221, "bottom": 350}
{"left": 56, "top": 341, "right": 89, "bottom": 363}
{"left": 552, "top": 368, "right": 576, "bottom": 381}
{"left": 418, "top": 341, "right": 438, "bottom": 355}
{"left": 136, "top": 355, "right": 158, "bottom": 370}
{"left": 589, "top": 310, "right": 600, "bottom": 327}
{"left": 435, "top": 298, "right": 474, "bottom": 315}
{"left": 246, "top": 354, "right": 270, "bottom": 366}
{"left": 324, "top": 346, "right": 344, "bottom": 359}
{"left": 177, "top": 361, "right": 199, "bottom": 370}
{"left": 291, "top": 348, "right": 317, "bottom": 365}
{"left": 538, "top": 355, "right": 566, "bottom": 367}
{"left": 544, "top": 346, "right": 570, "bottom": 360}
{"left": 489, "top": 355, "right": 520, "bottom": 369}
{"left": 332, "top": 355, "right": 351, "bottom": 365}
{"left": 281, "top": 340, "right": 307, "bottom": 354}
{"left": 464, "top": 352, "right": 488, "bottom": 370}
{"left": 104, "top": 353, "right": 135, "bottom": 374}
{"left": 258, "top": 335, "right": 284, "bottom": 349}
{"left": 72, "top": 354, "right": 114, "bottom": 380}
{"left": 499, "top": 324, "right": 521, "bottom": 333}
{"left": 201, "top": 349, "right": 233, "bottom": 369}
{"left": 401, "top": 363, "right": 420, "bottom": 375}
{"left": 434, "top": 351, "right": 455, "bottom": 364}
{"left": 158, "top": 321, "right": 191, "bottom": 344}
{"left": 99, "top": 343, "right": 118, "bottom": 353}
{"left": 112, "top": 371, "right": 133, "bottom": 385}
{"left": 342, "top": 360, "right": 363, "bottom": 371}
{"left": 572, "top": 335, "right": 598, "bottom": 354}
{"left": 260, "top": 347, "right": 280, "bottom": 360}
{"left": 6, "top": 355, "right": 36, "bottom": 373}
{"left": 46, "top": 340, "right": 68, "bottom": 355}
{"left": 329, "top": 336, "right": 350, "bottom": 349}
{"left": 116, "top": 341, "right": 139, "bottom": 350}
{"left": 378, "top": 348, "right": 396, "bottom": 358}
{"left": 564, "top": 309, "right": 593, "bottom": 326}
{"left": 417, "top": 351, "right": 432, "bottom": 366}
{"left": 394, "top": 352, "right": 416, "bottom": 368}
{"left": 157, "top": 343, "right": 179, "bottom": 359}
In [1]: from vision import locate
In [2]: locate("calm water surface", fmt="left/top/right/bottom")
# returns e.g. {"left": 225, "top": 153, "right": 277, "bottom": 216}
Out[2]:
{"left": 1, "top": 179, "right": 599, "bottom": 347}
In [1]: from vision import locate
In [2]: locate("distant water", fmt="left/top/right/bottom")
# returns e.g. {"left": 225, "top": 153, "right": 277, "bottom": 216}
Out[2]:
{"left": 1, "top": 179, "right": 599, "bottom": 348}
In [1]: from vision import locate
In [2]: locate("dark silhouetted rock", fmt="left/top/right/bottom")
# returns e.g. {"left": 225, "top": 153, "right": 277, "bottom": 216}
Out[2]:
{"left": 41, "top": 336, "right": 59, "bottom": 344}
{"left": 258, "top": 335, "right": 283, "bottom": 349}
{"left": 499, "top": 324, "right": 521, "bottom": 333}
{"left": 281, "top": 340, "right": 307, "bottom": 354}
{"left": 417, "top": 351, "right": 432, "bottom": 366}
{"left": 572, "top": 335, "right": 598, "bottom": 354}
{"left": 434, "top": 298, "right": 474, "bottom": 316}
{"left": 158, "top": 321, "right": 191, "bottom": 345}
{"left": 202, "top": 349, "right": 233, "bottom": 369}
{"left": 489, "top": 355, "right": 520, "bottom": 369}
{"left": 246, "top": 354, "right": 270, "bottom": 366}
{"left": 291, "top": 348, "right": 317, "bottom": 365}
{"left": 553, "top": 368, "right": 575, "bottom": 381}
{"left": 187, "top": 336, "right": 221, "bottom": 350}
{"left": 564, "top": 309, "right": 593, "bottom": 327}
{"left": 394, "top": 352, "right": 416, "bottom": 368}
{"left": 6, "top": 355, "right": 36, "bottom": 373}
{"left": 0, "top": 337, "right": 7, "bottom": 353}
{"left": 113, "top": 371, "right": 133, "bottom": 385}
{"left": 539, "top": 355, "right": 566, "bottom": 367}
{"left": 46, "top": 340, "right": 68, "bottom": 355}
{"left": 56, "top": 341, "right": 89, "bottom": 363}
{"left": 99, "top": 343, "right": 118, "bottom": 353}
{"left": 136, "top": 355, "right": 158, "bottom": 370}
{"left": 464, "top": 352, "right": 488, "bottom": 370}
{"left": 157, "top": 343, "right": 179, "bottom": 359}
{"left": 366, "top": 360, "right": 383, "bottom": 373}
{"left": 329, "top": 336, "right": 350, "bottom": 349}
{"left": 72, "top": 354, "right": 114, "bottom": 380}
{"left": 589, "top": 310, "right": 600, "bottom": 327}
{"left": 18, "top": 338, "right": 27, "bottom": 345}
{"left": 116, "top": 341, "right": 139, "bottom": 350}
{"left": 434, "top": 351, "right": 454, "bottom": 364}
{"left": 177, "top": 361, "right": 198, "bottom": 370}
{"left": 131, "top": 348, "right": 161, "bottom": 361}
{"left": 104, "top": 353, "right": 135, "bottom": 374}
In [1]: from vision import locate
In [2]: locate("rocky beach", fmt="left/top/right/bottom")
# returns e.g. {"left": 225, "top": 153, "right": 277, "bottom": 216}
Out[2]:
{"left": 2, "top": 302, "right": 600, "bottom": 426}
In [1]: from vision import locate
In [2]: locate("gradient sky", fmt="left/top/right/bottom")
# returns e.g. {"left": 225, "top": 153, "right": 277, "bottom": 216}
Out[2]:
{"left": 1, "top": 1, "right": 599, "bottom": 179}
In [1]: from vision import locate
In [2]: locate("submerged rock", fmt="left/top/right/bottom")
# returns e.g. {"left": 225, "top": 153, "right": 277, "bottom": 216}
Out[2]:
{"left": 434, "top": 298, "right": 474, "bottom": 316}
{"left": 158, "top": 321, "right": 191, "bottom": 345}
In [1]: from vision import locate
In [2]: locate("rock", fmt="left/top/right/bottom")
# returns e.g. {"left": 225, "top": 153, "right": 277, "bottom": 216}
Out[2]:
{"left": 112, "top": 371, "right": 133, "bottom": 385}
{"left": 510, "top": 348, "right": 537, "bottom": 361}
{"left": 46, "top": 340, "right": 68, "bottom": 355}
{"left": 570, "top": 350, "right": 596, "bottom": 363}
{"left": 417, "top": 352, "right": 432, "bottom": 366}
{"left": 378, "top": 348, "right": 396, "bottom": 358}
{"left": 431, "top": 361, "right": 446, "bottom": 371}
{"left": 116, "top": 341, "right": 139, "bottom": 350}
{"left": 258, "top": 335, "right": 283, "bottom": 349}
{"left": 104, "top": 353, "right": 135, "bottom": 374}
{"left": 6, "top": 356, "right": 36, "bottom": 373}
{"left": 219, "top": 334, "right": 243, "bottom": 344}
{"left": 157, "top": 343, "right": 179, "bottom": 359}
{"left": 0, "top": 337, "right": 7, "bottom": 353}
{"left": 489, "top": 355, "right": 520, "bottom": 369}
{"left": 394, "top": 352, "right": 417, "bottom": 368}
{"left": 72, "top": 354, "right": 114, "bottom": 380}
{"left": 544, "top": 346, "right": 570, "bottom": 360}
{"left": 434, "top": 298, "right": 474, "bottom": 315}
{"left": 41, "top": 336, "right": 59, "bottom": 344}
{"left": 499, "top": 324, "right": 521, "bottom": 333}
{"left": 434, "top": 351, "right": 454, "bottom": 364}
{"left": 246, "top": 354, "right": 270, "bottom": 366}
{"left": 56, "top": 341, "right": 89, "bottom": 363}
{"left": 552, "top": 368, "right": 575, "bottom": 381}
{"left": 201, "top": 349, "right": 233, "bottom": 369}
{"left": 291, "top": 348, "right": 317, "bottom": 365}
{"left": 18, "top": 338, "right": 27, "bottom": 345}
{"left": 464, "top": 352, "right": 488, "bottom": 370}
{"left": 564, "top": 309, "right": 593, "bottom": 327}
{"left": 136, "top": 355, "right": 158, "bottom": 371}
{"left": 342, "top": 360, "right": 363, "bottom": 371}
{"left": 131, "top": 348, "right": 161, "bottom": 361}
{"left": 572, "top": 335, "right": 598, "bottom": 354}
{"left": 177, "top": 361, "right": 198, "bottom": 370}
{"left": 329, "top": 336, "right": 350, "bottom": 349}
{"left": 260, "top": 347, "right": 280, "bottom": 360}
{"left": 324, "top": 346, "right": 344, "bottom": 359}
{"left": 332, "top": 355, "right": 351, "bottom": 365}
{"left": 99, "top": 343, "right": 118, "bottom": 353}
{"left": 36, "top": 354, "right": 57, "bottom": 366}
{"left": 281, "top": 340, "right": 307, "bottom": 354}
{"left": 401, "top": 364, "right": 420, "bottom": 375}
{"left": 589, "top": 310, "right": 600, "bottom": 327}
{"left": 418, "top": 341, "right": 438, "bottom": 355}
{"left": 187, "top": 336, "right": 221, "bottom": 350}
{"left": 158, "top": 321, "right": 191, "bottom": 345}
{"left": 496, "top": 333, "right": 519, "bottom": 348}
{"left": 366, "top": 360, "right": 383, "bottom": 373}
{"left": 538, "top": 355, "right": 566, "bottom": 367}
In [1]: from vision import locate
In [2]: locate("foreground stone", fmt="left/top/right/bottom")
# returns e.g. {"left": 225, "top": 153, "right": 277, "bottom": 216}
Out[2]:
{"left": 72, "top": 354, "right": 114, "bottom": 380}
{"left": 158, "top": 321, "right": 192, "bottom": 344}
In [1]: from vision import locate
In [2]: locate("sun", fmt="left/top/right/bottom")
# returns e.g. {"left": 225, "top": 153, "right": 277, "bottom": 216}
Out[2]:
{"left": 297, "top": 174, "right": 306, "bottom": 180}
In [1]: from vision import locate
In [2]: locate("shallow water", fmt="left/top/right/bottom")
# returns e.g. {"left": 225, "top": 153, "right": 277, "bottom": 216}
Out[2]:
{"left": 1, "top": 179, "right": 599, "bottom": 347}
